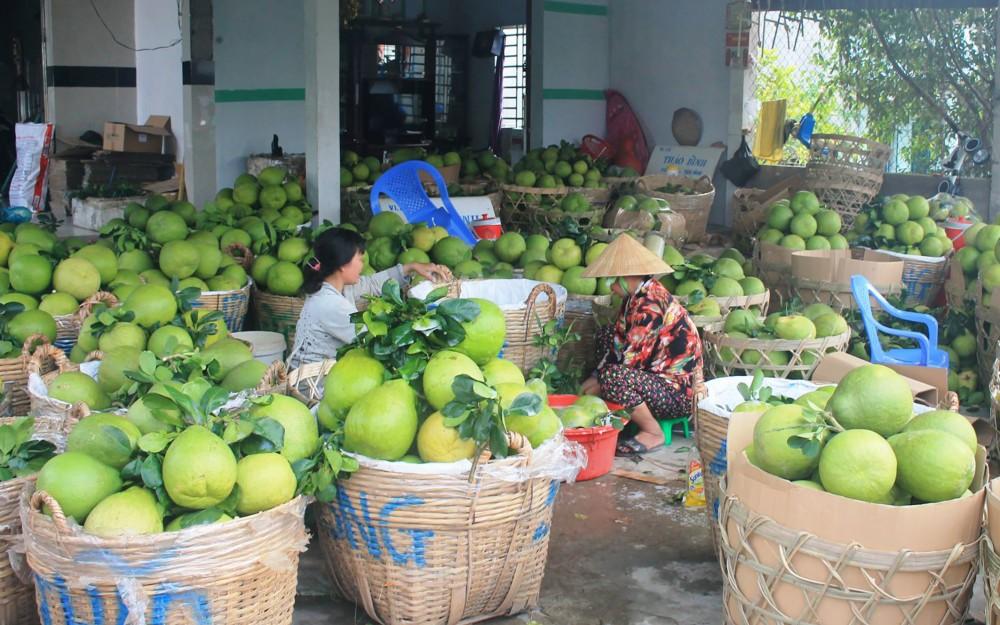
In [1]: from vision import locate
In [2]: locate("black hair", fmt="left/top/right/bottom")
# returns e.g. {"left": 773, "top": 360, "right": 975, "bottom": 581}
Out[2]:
{"left": 302, "top": 227, "right": 367, "bottom": 295}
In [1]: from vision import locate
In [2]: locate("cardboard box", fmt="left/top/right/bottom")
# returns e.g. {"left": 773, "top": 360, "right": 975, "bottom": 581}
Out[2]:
{"left": 723, "top": 407, "right": 986, "bottom": 624}
{"left": 811, "top": 351, "right": 947, "bottom": 408}
{"left": 103, "top": 115, "right": 172, "bottom": 154}
{"left": 790, "top": 248, "right": 903, "bottom": 288}
{"left": 377, "top": 196, "right": 496, "bottom": 224}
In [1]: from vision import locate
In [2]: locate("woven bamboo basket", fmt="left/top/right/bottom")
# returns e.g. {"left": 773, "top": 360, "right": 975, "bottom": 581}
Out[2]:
{"left": 27, "top": 344, "right": 85, "bottom": 420}
{"left": 252, "top": 287, "right": 305, "bottom": 352}
{"left": 52, "top": 292, "right": 118, "bottom": 357}
{"left": 287, "top": 360, "right": 335, "bottom": 407}
{"left": 801, "top": 134, "right": 891, "bottom": 229}
{"left": 704, "top": 328, "right": 852, "bottom": 380}
{"left": 984, "top": 480, "right": 1000, "bottom": 624}
{"left": 731, "top": 188, "right": 772, "bottom": 244}
{"left": 318, "top": 432, "right": 557, "bottom": 625}
{"left": 751, "top": 243, "right": 793, "bottom": 308}
{"left": 787, "top": 273, "right": 903, "bottom": 313}
{"left": 871, "top": 249, "right": 951, "bottom": 307}
{"left": 429, "top": 280, "right": 567, "bottom": 373}
{"left": 24, "top": 488, "right": 309, "bottom": 625}
{"left": 718, "top": 488, "right": 980, "bottom": 625}
{"left": 499, "top": 184, "right": 566, "bottom": 232}
{"left": 3, "top": 336, "right": 57, "bottom": 416}
{"left": 254, "top": 360, "right": 290, "bottom": 396}
{"left": 190, "top": 243, "right": 254, "bottom": 332}
{"left": 557, "top": 294, "right": 612, "bottom": 376}
{"left": 676, "top": 291, "right": 770, "bottom": 317}
{"left": 341, "top": 184, "right": 374, "bottom": 229}
{"left": 694, "top": 400, "right": 731, "bottom": 556}
{"left": 0, "top": 472, "right": 35, "bottom": 625}
{"left": 636, "top": 175, "right": 715, "bottom": 243}
{"left": 530, "top": 207, "right": 607, "bottom": 238}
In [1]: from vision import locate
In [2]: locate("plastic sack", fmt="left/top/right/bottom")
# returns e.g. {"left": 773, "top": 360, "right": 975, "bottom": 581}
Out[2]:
{"left": 720, "top": 135, "right": 760, "bottom": 187}
{"left": 9, "top": 122, "right": 54, "bottom": 212}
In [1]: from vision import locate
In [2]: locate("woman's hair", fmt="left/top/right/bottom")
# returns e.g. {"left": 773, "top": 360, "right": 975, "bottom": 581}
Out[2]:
{"left": 302, "top": 227, "right": 367, "bottom": 294}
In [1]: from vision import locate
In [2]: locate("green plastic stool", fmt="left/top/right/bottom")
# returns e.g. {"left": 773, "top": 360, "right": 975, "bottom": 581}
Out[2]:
{"left": 659, "top": 416, "right": 691, "bottom": 446}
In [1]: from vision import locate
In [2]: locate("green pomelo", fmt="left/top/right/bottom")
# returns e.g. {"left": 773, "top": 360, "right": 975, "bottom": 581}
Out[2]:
{"left": 724, "top": 309, "right": 760, "bottom": 335}
{"left": 322, "top": 349, "right": 385, "bottom": 413}
{"left": 739, "top": 277, "right": 766, "bottom": 295}
{"left": 73, "top": 245, "right": 118, "bottom": 284}
{"left": 559, "top": 405, "right": 595, "bottom": 429}
{"left": 97, "top": 346, "right": 142, "bottom": 394}
{"left": 235, "top": 453, "right": 296, "bottom": 515}
{"left": 901, "top": 410, "right": 977, "bottom": 454}
{"left": 9, "top": 254, "right": 52, "bottom": 295}
{"left": 752, "top": 404, "right": 825, "bottom": 480}
{"left": 67, "top": 413, "right": 141, "bottom": 469}
{"left": 162, "top": 425, "right": 238, "bottom": 509}
{"left": 774, "top": 315, "right": 816, "bottom": 340}
{"left": 828, "top": 364, "right": 913, "bottom": 436}
{"left": 344, "top": 379, "right": 419, "bottom": 460}
{"left": 49, "top": 371, "right": 111, "bottom": 410}
{"left": 203, "top": 338, "right": 254, "bottom": 381}
{"left": 417, "top": 411, "right": 477, "bottom": 463}
{"left": 39, "top": 293, "right": 79, "bottom": 317}
{"left": 8, "top": 309, "right": 56, "bottom": 345}
{"left": 818, "top": 430, "right": 897, "bottom": 503}
{"left": 712, "top": 258, "right": 745, "bottom": 280}
{"left": 889, "top": 430, "right": 975, "bottom": 502}
{"left": 36, "top": 452, "right": 123, "bottom": 522}
{"left": 147, "top": 325, "right": 194, "bottom": 358}
{"left": 266, "top": 262, "right": 303, "bottom": 296}
{"left": 159, "top": 240, "right": 200, "bottom": 279}
{"left": 453, "top": 298, "right": 506, "bottom": 366}
{"left": 123, "top": 284, "right": 178, "bottom": 328}
{"left": 146, "top": 211, "right": 189, "bottom": 244}
{"left": 802, "top": 302, "right": 837, "bottom": 321}
{"left": 53, "top": 258, "right": 101, "bottom": 301}
{"left": 813, "top": 313, "right": 849, "bottom": 338}
{"left": 249, "top": 395, "right": 319, "bottom": 463}
{"left": 251, "top": 255, "right": 279, "bottom": 285}
{"left": 221, "top": 359, "right": 268, "bottom": 392}
{"left": 98, "top": 322, "right": 146, "bottom": 352}
{"left": 709, "top": 277, "right": 743, "bottom": 297}
{"left": 84, "top": 487, "right": 163, "bottom": 537}
{"left": 482, "top": 358, "right": 525, "bottom": 387}
{"left": 423, "top": 350, "right": 485, "bottom": 409}
{"left": 792, "top": 480, "right": 825, "bottom": 491}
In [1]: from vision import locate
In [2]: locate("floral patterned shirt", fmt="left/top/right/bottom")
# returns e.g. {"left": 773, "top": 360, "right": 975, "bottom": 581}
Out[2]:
{"left": 599, "top": 278, "right": 703, "bottom": 393}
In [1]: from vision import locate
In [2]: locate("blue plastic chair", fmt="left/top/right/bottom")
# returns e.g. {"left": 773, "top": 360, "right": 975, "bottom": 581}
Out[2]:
{"left": 850, "top": 274, "right": 949, "bottom": 368}
{"left": 369, "top": 161, "right": 477, "bottom": 246}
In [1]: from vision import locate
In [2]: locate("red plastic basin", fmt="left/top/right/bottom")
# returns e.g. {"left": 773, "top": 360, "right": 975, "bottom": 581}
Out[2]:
{"left": 550, "top": 394, "right": 624, "bottom": 481}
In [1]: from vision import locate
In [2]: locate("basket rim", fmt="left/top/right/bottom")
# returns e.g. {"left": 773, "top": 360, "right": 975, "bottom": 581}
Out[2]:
{"left": 705, "top": 327, "right": 852, "bottom": 350}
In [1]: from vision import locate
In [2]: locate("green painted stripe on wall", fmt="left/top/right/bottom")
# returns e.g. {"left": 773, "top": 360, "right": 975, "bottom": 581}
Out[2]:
{"left": 215, "top": 88, "right": 305, "bottom": 103}
{"left": 543, "top": 88, "right": 605, "bottom": 101}
{"left": 543, "top": 1, "right": 608, "bottom": 16}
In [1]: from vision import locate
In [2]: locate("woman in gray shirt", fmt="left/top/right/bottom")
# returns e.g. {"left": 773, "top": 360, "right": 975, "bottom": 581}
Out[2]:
{"left": 287, "top": 227, "right": 451, "bottom": 369}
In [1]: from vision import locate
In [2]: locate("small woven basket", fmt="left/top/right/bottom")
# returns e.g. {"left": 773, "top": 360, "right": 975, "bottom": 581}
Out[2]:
{"left": 318, "top": 432, "right": 556, "bottom": 625}
{"left": 636, "top": 175, "right": 715, "bottom": 243}
{"left": 874, "top": 249, "right": 950, "bottom": 307}
{"left": 341, "top": 184, "right": 374, "bottom": 229}
{"left": 251, "top": 287, "right": 305, "bottom": 352}
{"left": 27, "top": 344, "right": 86, "bottom": 420}
{"left": 3, "top": 336, "right": 58, "bottom": 415}
{"left": 557, "top": 294, "right": 612, "bottom": 376}
{"left": 718, "top": 488, "right": 980, "bottom": 625}
{"left": 433, "top": 280, "right": 567, "bottom": 373}
{"left": 704, "top": 329, "right": 851, "bottom": 380}
{"left": 24, "top": 488, "right": 310, "bottom": 625}
{"left": 498, "top": 184, "right": 567, "bottom": 232}
{"left": 52, "top": 292, "right": 118, "bottom": 357}
{"left": 287, "top": 360, "right": 335, "bottom": 408}
{"left": 801, "top": 134, "right": 891, "bottom": 229}
{"left": 190, "top": 243, "right": 254, "bottom": 332}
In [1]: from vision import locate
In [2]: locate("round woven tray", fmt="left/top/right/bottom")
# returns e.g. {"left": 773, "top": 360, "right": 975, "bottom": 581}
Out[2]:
{"left": 676, "top": 290, "right": 770, "bottom": 317}
{"left": 704, "top": 329, "right": 852, "bottom": 379}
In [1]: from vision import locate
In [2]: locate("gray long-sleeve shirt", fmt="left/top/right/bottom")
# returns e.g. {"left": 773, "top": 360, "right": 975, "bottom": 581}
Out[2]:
{"left": 286, "top": 265, "right": 407, "bottom": 369}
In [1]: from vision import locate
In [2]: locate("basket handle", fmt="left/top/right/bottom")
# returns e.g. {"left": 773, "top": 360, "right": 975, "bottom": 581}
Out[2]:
{"left": 26, "top": 343, "right": 73, "bottom": 376}
{"left": 84, "top": 350, "right": 105, "bottom": 363}
{"left": 522, "top": 283, "right": 558, "bottom": 325}
{"left": 75, "top": 291, "right": 119, "bottom": 324}
{"left": 30, "top": 490, "right": 73, "bottom": 535}
{"left": 20, "top": 334, "right": 50, "bottom": 358}
{"left": 65, "top": 402, "right": 90, "bottom": 431}
{"left": 254, "top": 360, "right": 288, "bottom": 394}
{"left": 224, "top": 242, "right": 255, "bottom": 271}
{"left": 477, "top": 431, "right": 534, "bottom": 465}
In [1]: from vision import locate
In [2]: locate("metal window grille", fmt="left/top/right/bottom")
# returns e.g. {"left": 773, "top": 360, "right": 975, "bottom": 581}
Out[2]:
{"left": 500, "top": 25, "right": 527, "bottom": 130}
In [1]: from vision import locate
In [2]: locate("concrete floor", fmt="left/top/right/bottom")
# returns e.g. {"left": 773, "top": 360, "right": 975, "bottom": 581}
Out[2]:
{"left": 291, "top": 440, "right": 724, "bottom": 625}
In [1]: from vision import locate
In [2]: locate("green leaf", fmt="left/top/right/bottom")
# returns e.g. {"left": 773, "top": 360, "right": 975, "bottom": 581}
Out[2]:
{"left": 223, "top": 420, "right": 255, "bottom": 444}
{"left": 438, "top": 299, "right": 480, "bottom": 323}
{"left": 0, "top": 426, "right": 17, "bottom": 456}
{"left": 425, "top": 286, "right": 449, "bottom": 303}
{"left": 341, "top": 455, "right": 359, "bottom": 472}
{"left": 139, "top": 351, "right": 158, "bottom": 375}
{"left": 490, "top": 425, "right": 509, "bottom": 458}
{"left": 102, "top": 425, "right": 135, "bottom": 458}
{"left": 138, "top": 432, "right": 173, "bottom": 454}
{"left": 254, "top": 418, "right": 285, "bottom": 449}
{"left": 507, "top": 393, "right": 541, "bottom": 417}
{"left": 141, "top": 454, "right": 163, "bottom": 488}
{"left": 470, "top": 381, "right": 498, "bottom": 400}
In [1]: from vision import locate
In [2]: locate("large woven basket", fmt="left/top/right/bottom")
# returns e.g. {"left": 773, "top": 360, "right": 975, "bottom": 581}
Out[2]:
{"left": 498, "top": 184, "right": 567, "bottom": 232}
{"left": 341, "top": 184, "right": 375, "bottom": 229}
{"left": 787, "top": 272, "right": 903, "bottom": 314}
{"left": 0, "top": 474, "right": 35, "bottom": 625}
{"left": 704, "top": 328, "right": 851, "bottom": 380}
{"left": 318, "top": 432, "right": 557, "bottom": 625}
{"left": 3, "top": 336, "right": 58, "bottom": 415}
{"left": 875, "top": 249, "right": 950, "bottom": 307}
{"left": 52, "top": 292, "right": 118, "bottom": 357}
{"left": 801, "top": 134, "right": 891, "bottom": 229}
{"left": 24, "top": 488, "right": 309, "bottom": 625}
{"left": 676, "top": 291, "right": 771, "bottom": 317}
{"left": 694, "top": 400, "right": 731, "bottom": 556}
{"left": 421, "top": 280, "right": 567, "bottom": 373}
{"left": 287, "top": 360, "right": 335, "bottom": 408}
{"left": 557, "top": 294, "right": 612, "bottom": 376}
{"left": 27, "top": 344, "right": 87, "bottom": 420}
{"left": 719, "top": 487, "right": 980, "bottom": 625}
{"left": 637, "top": 175, "right": 715, "bottom": 243}
{"left": 191, "top": 243, "right": 254, "bottom": 332}
{"left": 252, "top": 287, "right": 305, "bottom": 352}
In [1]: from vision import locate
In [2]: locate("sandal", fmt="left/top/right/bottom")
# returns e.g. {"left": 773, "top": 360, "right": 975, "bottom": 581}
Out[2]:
{"left": 615, "top": 437, "right": 664, "bottom": 458}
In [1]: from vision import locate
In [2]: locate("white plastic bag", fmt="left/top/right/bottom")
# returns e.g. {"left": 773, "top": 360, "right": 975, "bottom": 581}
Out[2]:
{"left": 9, "top": 122, "right": 54, "bottom": 212}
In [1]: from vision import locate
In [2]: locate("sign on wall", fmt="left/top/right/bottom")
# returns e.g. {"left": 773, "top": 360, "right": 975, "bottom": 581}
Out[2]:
{"left": 645, "top": 145, "right": 725, "bottom": 179}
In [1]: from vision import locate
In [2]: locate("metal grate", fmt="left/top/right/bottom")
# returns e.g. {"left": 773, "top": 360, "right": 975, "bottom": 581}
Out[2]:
{"left": 500, "top": 25, "right": 527, "bottom": 131}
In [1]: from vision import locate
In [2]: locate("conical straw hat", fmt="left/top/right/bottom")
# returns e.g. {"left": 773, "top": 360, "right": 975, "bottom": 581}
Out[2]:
{"left": 581, "top": 234, "right": 673, "bottom": 278}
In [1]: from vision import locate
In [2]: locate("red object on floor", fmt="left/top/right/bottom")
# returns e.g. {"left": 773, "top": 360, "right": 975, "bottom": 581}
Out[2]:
{"left": 550, "top": 394, "right": 624, "bottom": 481}
{"left": 604, "top": 90, "right": 651, "bottom": 173}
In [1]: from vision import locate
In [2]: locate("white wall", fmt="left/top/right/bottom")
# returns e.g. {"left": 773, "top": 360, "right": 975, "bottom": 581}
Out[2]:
{"left": 42, "top": 0, "right": 137, "bottom": 142}
{"left": 213, "top": 0, "right": 306, "bottom": 188}
{"left": 609, "top": 0, "right": 733, "bottom": 224}
{"left": 134, "top": 0, "right": 184, "bottom": 158}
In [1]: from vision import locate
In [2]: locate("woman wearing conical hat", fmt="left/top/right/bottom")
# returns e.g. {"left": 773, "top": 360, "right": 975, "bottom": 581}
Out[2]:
{"left": 580, "top": 234, "right": 703, "bottom": 456}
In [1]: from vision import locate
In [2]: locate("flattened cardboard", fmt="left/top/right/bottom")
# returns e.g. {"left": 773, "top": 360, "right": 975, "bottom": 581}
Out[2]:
{"left": 724, "top": 410, "right": 985, "bottom": 624}
{"left": 790, "top": 248, "right": 904, "bottom": 288}
{"left": 103, "top": 115, "right": 172, "bottom": 154}
{"left": 754, "top": 241, "right": 795, "bottom": 271}
{"left": 608, "top": 209, "right": 687, "bottom": 240}
{"left": 811, "top": 351, "right": 945, "bottom": 407}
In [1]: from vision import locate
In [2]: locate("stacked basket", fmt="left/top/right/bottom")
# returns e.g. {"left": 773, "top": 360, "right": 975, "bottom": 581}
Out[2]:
{"left": 801, "top": 134, "right": 891, "bottom": 230}
{"left": 3, "top": 336, "right": 58, "bottom": 415}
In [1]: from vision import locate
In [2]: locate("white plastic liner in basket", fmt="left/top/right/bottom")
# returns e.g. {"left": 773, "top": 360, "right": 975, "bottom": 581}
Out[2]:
{"left": 872, "top": 247, "right": 948, "bottom": 266}
{"left": 28, "top": 360, "right": 103, "bottom": 402}
{"left": 700, "top": 375, "right": 933, "bottom": 418}
{"left": 409, "top": 279, "right": 568, "bottom": 310}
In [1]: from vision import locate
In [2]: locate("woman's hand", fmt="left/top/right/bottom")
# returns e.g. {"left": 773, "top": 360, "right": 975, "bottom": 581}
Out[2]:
{"left": 404, "top": 262, "right": 453, "bottom": 283}
{"left": 581, "top": 376, "right": 601, "bottom": 396}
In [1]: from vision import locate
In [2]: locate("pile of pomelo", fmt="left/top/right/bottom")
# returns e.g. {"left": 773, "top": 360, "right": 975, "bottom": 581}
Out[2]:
{"left": 341, "top": 150, "right": 383, "bottom": 187}
{"left": 949, "top": 221, "right": 1000, "bottom": 296}
{"left": 746, "top": 364, "right": 978, "bottom": 505}
{"left": 555, "top": 395, "right": 614, "bottom": 429}
{"left": 714, "top": 302, "right": 850, "bottom": 375}
{"left": 34, "top": 386, "right": 320, "bottom": 537}
{"left": 319, "top": 295, "right": 562, "bottom": 463}
{"left": 758, "top": 190, "right": 849, "bottom": 252}
{"left": 510, "top": 141, "right": 608, "bottom": 191}
{"left": 846, "top": 194, "right": 955, "bottom": 258}
{"left": 481, "top": 231, "right": 612, "bottom": 295}
{"left": 659, "top": 246, "right": 767, "bottom": 318}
